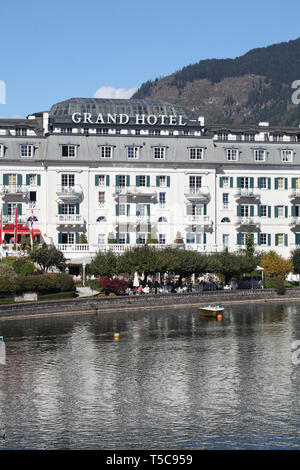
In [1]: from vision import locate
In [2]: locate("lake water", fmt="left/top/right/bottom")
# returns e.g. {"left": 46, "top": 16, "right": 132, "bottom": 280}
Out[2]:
{"left": 0, "top": 301, "right": 299, "bottom": 449}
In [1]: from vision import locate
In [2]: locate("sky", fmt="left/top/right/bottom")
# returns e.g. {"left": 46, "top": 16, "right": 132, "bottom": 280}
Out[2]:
{"left": 1, "top": 0, "right": 300, "bottom": 117}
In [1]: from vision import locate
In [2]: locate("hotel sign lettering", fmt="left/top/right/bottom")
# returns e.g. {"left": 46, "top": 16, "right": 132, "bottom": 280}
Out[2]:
{"left": 71, "top": 112, "right": 188, "bottom": 126}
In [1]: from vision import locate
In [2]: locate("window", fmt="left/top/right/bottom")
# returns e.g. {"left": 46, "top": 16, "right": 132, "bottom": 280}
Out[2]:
{"left": 159, "top": 192, "right": 166, "bottom": 207}
{"left": 241, "top": 205, "right": 249, "bottom": 217}
{"left": 96, "top": 216, "right": 107, "bottom": 222}
{"left": 61, "top": 233, "right": 75, "bottom": 244}
{"left": 254, "top": 149, "right": 266, "bottom": 161}
{"left": 154, "top": 129, "right": 160, "bottom": 136}
{"left": 0, "top": 144, "right": 4, "bottom": 158}
{"left": 99, "top": 146, "right": 112, "bottom": 158}
{"left": 158, "top": 216, "right": 167, "bottom": 222}
{"left": 260, "top": 205, "right": 267, "bottom": 217}
{"left": 137, "top": 233, "right": 147, "bottom": 244}
{"left": 96, "top": 128, "right": 108, "bottom": 135}
{"left": 277, "top": 206, "right": 284, "bottom": 217}
{"left": 119, "top": 204, "right": 126, "bottom": 216}
{"left": 28, "top": 174, "right": 37, "bottom": 186}
{"left": 222, "top": 177, "right": 229, "bottom": 188}
{"left": 226, "top": 149, "right": 238, "bottom": 161}
{"left": 98, "top": 234, "right": 106, "bottom": 244}
{"left": 218, "top": 132, "right": 228, "bottom": 141}
{"left": 159, "top": 234, "right": 166, "bottom": 244}
{"left": 277, "top": 178, "right": 284, "bottom": 189}
{"left": 61, "top": 174, "right": 75, "bottom": 186}
{"left": 127, "top": 147, "right": 139, "bottom": 159}
{"left": 159, "top": 176, "right": 166, "bottom": 187}
{"left": 273, "top": 133, "right": 283, "bottom": 142}
{"left": 189, "top": 176, "right": 202, "bottom": 189}
{"left": 119, "top": 175, "right": 126, "bottom": 187}
{"left": 20, "top": 144, "right": 33, "bottom": 157}
{"left": 139, "top": 175, "right": 146, "bottom": 187}
{"left": 245, "top": 132, "right": 255, "bottom": 141}
{"left": 60, "top": 204, "right": 75, "bottom": 215}
{"left": 153, "top": 147, "right": 165, "bottom": 159}
{"left": 189, "top": 148, "right": 203, "bottom": 160}
{"left": 61, "top": 127, "right": 72, "bottom": 133}
{"left": 16, "top": 128, "right": 27, "bottom": 136}
{"left": 98, "top": 192, "right": 105, "bottom": 207}
{"left": 294, "top": 178, "right": 300, "bottom": 189}
{"left": 277, "top": 234, "right": 284, "bottom": 246}
{"left": 240, "top": 177, "right": 249, "bottom": 189}
{"left": 222, "top": 193, "right": 229, "bottom": 210}
{"left": 223, "top": 234, "right": 229, "bottom": 247}
{"left": 135, "top": 129, "right": 140, "bottom": 135}
{"left": 7, "top": 203, "right": 17, "bottom": 216}
{"left": 186, "top": 232, "right": 196, "bottom": 244}
{"left": 61, "top": 145, "right": 76, "bottom": 158}
{"left": 29, "top": 191, "right": 37, "bottom": 207}
{"left": 221, "top": 217, "right": 230, "bottom": 223}
{"left": 118, "top": 233, "right": 126, "bottom": 244}
{"left": 260, "top": 234, "right": 267, "bottom": 245}
{"left": 281, "top": 150, "right": 293, "bottom": 162}
{"left": 97, "top": 175, "right": 105, "bottom": 186}
{"left": 260, "top": 177, "right": 267, "bottom": 189}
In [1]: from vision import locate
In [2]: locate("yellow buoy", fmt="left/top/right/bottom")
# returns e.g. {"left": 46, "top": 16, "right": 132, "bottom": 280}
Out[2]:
{"left": 114, "top": 333, "right": 120, "bottom": 340}
{"left": 217, "top": 314, "right": 222, "bottom": 321}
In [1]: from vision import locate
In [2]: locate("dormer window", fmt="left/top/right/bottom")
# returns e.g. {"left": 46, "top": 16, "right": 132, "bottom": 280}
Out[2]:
{"left": 61, "top": 145, "right": 77, "bottom": 158}
{"left": 20, "top": 144, "right": 34, "bottom": 157}
{"left": 281, "top": 149, "right": 293, "bottom": 163}
{"left": 16, "top": 128, "right": 27, "bottom": 136}
{"left": 226, "top": 148, "right": 239, "bottom": 161}
{"left": 254, "top": 149, "right": 266, "bottom": 162}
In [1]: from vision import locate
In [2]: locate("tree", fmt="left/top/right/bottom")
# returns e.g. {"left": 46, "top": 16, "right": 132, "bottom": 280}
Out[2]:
{"left": 260, "top": 251, "right": 293, "bottom": 279}
{"left": 29, "top": 246, "right": 66, "bottom": 272}
{"left": 117, "top": 246, "right": 160, "bottom": 276}
{"left": 291, "top": 248, "right": 300, "bottom": 284}
{"left": 0, "top": 263, "right": 17, "bottom": 280}
{"left": 90, "top": 250, "right": 118, "bottom": 277}
{"left": 12, "top": 258, "right": 35, "bottom": 276}
{"left": 208, "top": 249, "right": 257, "bottom": 285}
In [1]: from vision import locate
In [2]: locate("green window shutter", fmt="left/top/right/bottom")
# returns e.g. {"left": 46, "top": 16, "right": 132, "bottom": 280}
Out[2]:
{"left": 250, "top": 205, "right": 254, "bottom": 217}
{"left": 292, "top": 205, "right": 296, "bottom": 217}
{"left": 285, "top": 206, "right": 288, "bottom": 218}
{"left": 136, "top": 175, "right": 140, "bottom": 187}
{"left": 126, "top": 175, "right": 130, "bottom": 187}
{"left": 186, "top": 204, "right": 192, "bottom": 215}
{"left": 285, "top": 178, "right": 288, "bottom": 190}
{"left": 257, "top": 233, "right": 261, "bottom": 245}
{"left": 3, "top": 203, "right": 8, "bottom": 216}
{"left": 257, "top": 204, "right": 261, "bottom": 217}
{"left": 268, "top": 206, "right": 271, "bottom": 218}
{"left": 76, "top": 233, "right": 79, "bottom": 244}
{"left": 58, "top": 233, "right": 62, "bottom": 244}
{"left": 126, "top": 233, "right": 130, "bottom": 244}
{"left": 296, "top": 233, "right": 300, "bottom": 245}
{"left": 58, "top": 203, "right": 62, "bottom": 214}
{"left": 167, "top": 176, "right": 170, "bottom": 187}
{"left": 204, "top": 204, "right": 207, "bottom": 216}
{"left": 76, "top": 203, "right": 79, "bottom": 215}
{"left": 257, "top": 177, "right": 261, "bottom": 189}
{"left": 106, "top": 175, "right": 110, "bottom": 186}
{"left": 268, "top": 234, "right": 271, "bottom": 246}
{"left": 275, "top": 178, "right": 278, "bottom": 190}
{"left": 203, "top": 233, "right": 207, "bottom": 244}
{"left": 268, "top": 178, "right": 271, "bottom": 189}
{"left": 292, "top": 178, "right": 296, "bottom": 189}
{"left": 116, "top": 233, "right": 120, "bottom": 244}
{"left": 3, "top": 174, "right": 8, "bottom": 185}
{"left": 275, "top": 206, "right": 278, "bottom": 218}
{"left": 26, "top": 174, "right": 30, "bottom": 185}
{"left": 275, "top": 234, "right": 278, "bottom": 246}
{"left": 285, "top": 234, "right": 288, "bottom": 246}
{"left": 230, "top": 177, "right": 233, "bottom": 188}
{"left": 17, "top": 203, "right": 22, "bottom": 215}
{"left": 147, "top": 204, "right": 150, "bottom": 216}
{"left": 136, "top": 234, "right": 140, "bottom": 244}
{"left": 115, "top": 204, "right": 119, "bottom": 216}
{"left": 237, "top": 205, "right": 241, "bottom": 216}
{"left": 237, "top": 233, "right": 242, "bottom": 245}
{"left": 95, "top": 175, "right": 99, "bottom": 186}
{"left": 116, "top": 175, "right": 120, "bottom": 186}
{"left": 156, "top": 176, "right": 160, "bottom": 187}
{"left": 250, "top": 177, "right": 254, "bottom": 188}
{"left": 136, "top": 204, "right": 140, "bottom": 216}
{"left": 237, "top": 177, "right": 241, "bottom": 188}
{"left": 17, "top": 174, "right": 22, "bottom": 186}
{"left": 147, "top": 176, "right": 150, "bottom": 187}
{"left": 127, "top": 204, "right": 130, "bottom": 216}
{"left": 37, "top": 174, "right": 41, "bottom": 186}
{"left": 219, "top": 177, "right": 223, "bottom": 188}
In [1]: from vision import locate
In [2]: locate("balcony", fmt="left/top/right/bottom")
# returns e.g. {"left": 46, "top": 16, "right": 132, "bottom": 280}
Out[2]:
{"left": 289, "top": 217, "right": 300, "bottom": 227}
{"left": 114, "top": 215, "right": 154, "bottom": 227}
{"left": 1, "top": 185, "right": 28, "bottom": 196}
{"left": 113, "top": 186, "right": 157, "bottom": 199}
{"left": 289, "top": 190, "right": 300, "bottom": 200}
{"left": 56, "top": 214, "right": 84, "bottom": 226}
{"left": 56, "top": 185, "right": 83, "bottom": 200}
{"left": 3, "top": 215, "right": 28, "bottom": 224}
{"left": 235, "top": 216, "right": 261, "bottom": 228}
{"left": 184, "top": 215, "right": 212, "bottom": 227}
{"left": 234, "top": 188, "right": 260, "bottom": 199}
{"left": 57, "top": 244, "right": 90, "bottom": 252}
{"left": 184, "top": 186, "right": 209, "bottom": 201}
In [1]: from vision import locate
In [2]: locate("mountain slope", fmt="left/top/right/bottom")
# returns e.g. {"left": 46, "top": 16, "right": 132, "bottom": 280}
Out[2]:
{"left": 133, "top": 38, "right": 300, "bottom": 125}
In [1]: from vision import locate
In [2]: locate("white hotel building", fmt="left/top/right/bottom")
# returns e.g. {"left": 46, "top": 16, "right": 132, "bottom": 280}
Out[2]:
{"left": 1, "top": 97, "right": 300, "bottom": 267}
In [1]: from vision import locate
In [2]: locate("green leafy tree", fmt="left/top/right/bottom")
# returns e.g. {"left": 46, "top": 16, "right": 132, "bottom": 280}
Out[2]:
{"left": 291, "top": 248, "right": 300, "bottom": 285}
{"left": 29, "top": 246, "right": 66, "bottom": 272}
{"left": 12, "top": 258, "right": 35, "bottom": 276}
{"left": 90, "top": 250, "right": 118, "bottom": 277}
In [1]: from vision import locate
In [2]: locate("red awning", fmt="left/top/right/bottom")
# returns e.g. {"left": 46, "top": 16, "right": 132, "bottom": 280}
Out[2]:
{"left": 3, "top": 229, "right": 41, "bottom": 235}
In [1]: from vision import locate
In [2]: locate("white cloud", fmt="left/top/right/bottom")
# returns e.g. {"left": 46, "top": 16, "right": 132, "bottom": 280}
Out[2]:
{"left": 93, "top": 86, "right": 137, "bottom": 99}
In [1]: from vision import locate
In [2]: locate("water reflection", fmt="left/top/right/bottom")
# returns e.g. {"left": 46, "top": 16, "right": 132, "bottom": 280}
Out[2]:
{"left": 0, "top": 301, "right": 299, "bottom": 449}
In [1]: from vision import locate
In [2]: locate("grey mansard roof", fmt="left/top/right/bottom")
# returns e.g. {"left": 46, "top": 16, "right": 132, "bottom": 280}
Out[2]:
{"left": 49, "top": 97, "right": 189, "bottom": 119}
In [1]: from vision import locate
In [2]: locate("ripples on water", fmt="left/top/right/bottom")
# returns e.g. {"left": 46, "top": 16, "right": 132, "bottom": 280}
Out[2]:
{"left": 0, "top": 301, "right": 299, "bottom": 449}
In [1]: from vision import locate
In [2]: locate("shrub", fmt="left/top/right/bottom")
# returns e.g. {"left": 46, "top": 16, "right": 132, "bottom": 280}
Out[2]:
{"left": 0, "top": 263, "right": 17, "bottom": 280}
{"left": 269, "top": 276, "right": 286, "bottom": 295}
{"left": 99, "top": 277, "right": 128, "bottom": 295}
{"left": 16, "top": 273, "right": 74, "bottom": 294}
{"left": 56, "top": 273, "right": 75, "bottom": 292}
{"left": 0, "top": 275, "right": 18, "bottom": 295}
{"left": 12, "top": 258, "right": 35, "bottom": 276}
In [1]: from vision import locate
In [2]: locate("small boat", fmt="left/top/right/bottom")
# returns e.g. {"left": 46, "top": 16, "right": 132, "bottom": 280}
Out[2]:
{"left": 199, "top": 304, "right": 224, "bottom": 317}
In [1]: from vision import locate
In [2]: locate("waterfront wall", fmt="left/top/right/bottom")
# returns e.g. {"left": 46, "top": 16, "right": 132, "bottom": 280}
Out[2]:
{"left": 1, "top": 289, "right": 300, "bottom": 320}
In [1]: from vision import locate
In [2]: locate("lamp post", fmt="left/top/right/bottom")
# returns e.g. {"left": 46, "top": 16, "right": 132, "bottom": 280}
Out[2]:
{"left": 82, "top": 261, "right": 86, "bottom": 286}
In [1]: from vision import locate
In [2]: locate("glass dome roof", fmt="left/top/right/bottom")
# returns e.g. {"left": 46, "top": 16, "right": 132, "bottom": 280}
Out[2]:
{"left": 49, "top": 97, "right": 188, "bottom": 119}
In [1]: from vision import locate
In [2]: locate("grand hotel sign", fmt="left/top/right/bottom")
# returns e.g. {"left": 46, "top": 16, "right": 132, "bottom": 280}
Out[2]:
{"left": 72, "top": 112, "right": 188, "bottom": 126}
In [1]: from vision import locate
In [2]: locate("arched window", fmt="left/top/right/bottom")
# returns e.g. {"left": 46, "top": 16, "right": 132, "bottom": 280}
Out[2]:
{"left": 221, "top": 217, "right": 230, "bottom": 223}
{"left": 27, "top": 216, "right": 38, "bottom": 222}
{"left": 158, "top": 216, "right": 167, "bottom": 223}
{"left": 97, "top": 216, "right": 107, "bottom": 222}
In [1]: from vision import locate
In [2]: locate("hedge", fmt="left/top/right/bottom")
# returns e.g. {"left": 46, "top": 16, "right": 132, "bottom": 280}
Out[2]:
{"left": 16, "top": 273, "right": 74, "bottom": 294}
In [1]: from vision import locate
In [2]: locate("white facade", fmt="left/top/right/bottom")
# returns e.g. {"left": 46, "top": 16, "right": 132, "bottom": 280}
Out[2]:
{"left": 1, "top": 97, "right": 300, "bottom": 264}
